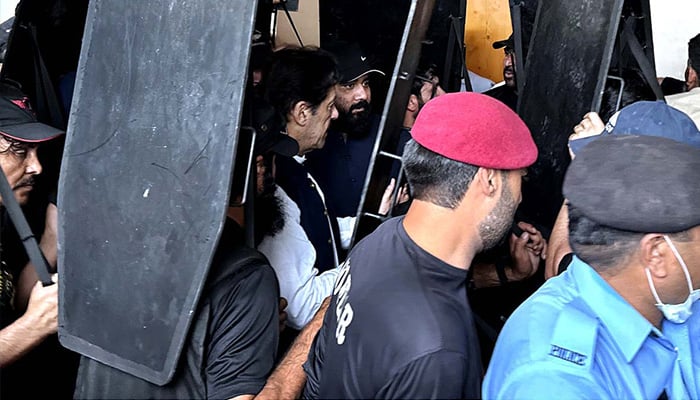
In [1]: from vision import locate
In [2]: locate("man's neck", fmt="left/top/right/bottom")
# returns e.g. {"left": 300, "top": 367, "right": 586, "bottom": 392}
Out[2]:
{"left": 285, "top": 123, "right": 306, "bottom": 155}
{"left": 226, "top": 206, "right": 244, "bottom": 227}
{"left": 603, "top": 268, "right": 664, "bottom": 330}
{"left": 402, "top": 113, "right": 416, "bottom": 130}
{"left": 402, "top": 200, "right": 480, "bottom": 270}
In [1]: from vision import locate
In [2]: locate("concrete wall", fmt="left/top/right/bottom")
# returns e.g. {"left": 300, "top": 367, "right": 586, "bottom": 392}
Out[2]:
{"left": 274, "top": 0, "right": 320, "bottom": 48}
{"left": 0, "top": 1, "right": 17, "bottom": 23}
{"left": 650, "top": 0, "right": 700, "bottom": 79}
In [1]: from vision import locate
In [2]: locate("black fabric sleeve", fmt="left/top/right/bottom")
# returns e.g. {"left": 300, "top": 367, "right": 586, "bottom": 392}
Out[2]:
{"left": 204, "top": 263, "right": 279, "bottom": 399}
{"left": 375, "top": 350, "right": 469, "bottom": 400}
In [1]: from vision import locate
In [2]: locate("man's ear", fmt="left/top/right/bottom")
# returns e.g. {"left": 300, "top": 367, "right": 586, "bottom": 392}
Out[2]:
{"left": 475, "top": 168, "right": 499, "bottom": 197}
{"left": 687, "top": 66, "right": 699, "bottom": 89}
{"left": 291, "top": 101, "right": 310, "bottom": 126}
{"left": 640, "top": 233, "right": 670, "bottom": 279}
{"left": 406, "top": 94, "right": 420, "bottom": 113}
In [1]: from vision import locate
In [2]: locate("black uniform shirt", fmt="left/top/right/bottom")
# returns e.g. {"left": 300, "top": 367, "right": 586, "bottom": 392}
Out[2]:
{"left": 73, "top": 221, "right": 279, "bottom": 399}
{"left": 303, "top": 217, "right": 482, "bottom": 399}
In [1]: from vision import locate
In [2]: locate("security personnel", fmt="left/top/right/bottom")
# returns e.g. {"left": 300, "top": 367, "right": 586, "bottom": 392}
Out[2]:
{"left": 483, "top": 135, "right": 700, "bottom": 399}
{"left": 303, "top": 93, "right": 538, "bottom": 399}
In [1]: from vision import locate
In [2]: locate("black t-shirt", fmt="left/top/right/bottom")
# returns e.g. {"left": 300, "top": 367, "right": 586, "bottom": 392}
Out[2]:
{"left": 303, "top": 217, "right": 482, "bottom": 399}
{"left": 73, "top": 222, "right": 279, "bottom": 399}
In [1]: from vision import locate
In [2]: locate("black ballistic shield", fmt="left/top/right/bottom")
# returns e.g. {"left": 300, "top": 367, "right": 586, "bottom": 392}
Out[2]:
{"left": 516, "top": 0, "right": 625, "bottom": 229}
{"left": 57, "top": 0, "right": 256, "bottom": 385}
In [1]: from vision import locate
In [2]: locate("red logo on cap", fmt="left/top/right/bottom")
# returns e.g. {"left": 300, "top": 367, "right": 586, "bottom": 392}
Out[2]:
{"left": 11, "top": 97, "right": 33, "bottom": 112}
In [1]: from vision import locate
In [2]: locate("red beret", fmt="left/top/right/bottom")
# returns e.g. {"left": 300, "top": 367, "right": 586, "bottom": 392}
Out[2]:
{"left": 411, "top": 92, "right": 537, "bottom": 169}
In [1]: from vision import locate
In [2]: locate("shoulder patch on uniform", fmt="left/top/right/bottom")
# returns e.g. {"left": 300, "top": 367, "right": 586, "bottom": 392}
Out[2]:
{"left": 548, "top": 300, "right": 598, "bottom": 369}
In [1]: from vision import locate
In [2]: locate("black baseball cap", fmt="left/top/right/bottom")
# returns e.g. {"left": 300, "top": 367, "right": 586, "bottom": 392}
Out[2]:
{"left": 327, "top": 42, "right": 385, "bottom": 84}
{"left": 0, "top": 82, "right": 64, "bottom": 142}
{"left": 492, "top": 34, "right": 514, "bottom": 50}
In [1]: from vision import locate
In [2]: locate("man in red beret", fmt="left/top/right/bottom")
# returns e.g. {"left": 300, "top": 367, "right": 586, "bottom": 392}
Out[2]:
{"left": 302, "top": 92, "right": 538, "bottom": 399}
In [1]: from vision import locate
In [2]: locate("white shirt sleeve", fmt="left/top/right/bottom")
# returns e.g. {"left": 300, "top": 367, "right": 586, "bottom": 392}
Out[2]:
{"left": 257, "top": 186, "right": 339, "bottom": 330}
{"left": 336, "top": 216, "right": 356, "bottom": 250}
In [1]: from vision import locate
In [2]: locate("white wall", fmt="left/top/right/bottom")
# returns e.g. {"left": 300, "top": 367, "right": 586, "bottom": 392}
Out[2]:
{"left": 1, "top": 1, "right": 18, "bottom": 24}
{"left": 650, "top": 0, "right": 700, "bottom": 79}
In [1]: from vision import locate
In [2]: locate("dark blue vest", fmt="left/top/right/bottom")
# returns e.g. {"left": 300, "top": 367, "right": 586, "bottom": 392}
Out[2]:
{"left": 274, "top": 155, "right": 341, "bottom": 272}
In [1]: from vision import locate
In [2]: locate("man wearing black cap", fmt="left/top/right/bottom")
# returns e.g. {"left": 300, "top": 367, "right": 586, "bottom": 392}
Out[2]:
{"left": 305, "top": 42, "right": 385, "bottom": 248}
{"left": 484, "top": 35, "right": 518, "bottom": 111}
{"left": 303, "top": 92, "right": 538, "bottom": 399}
{"left": 484, "top": 135, "right": 700, "bottom": 399}
{"left": 0, "top": 82, "right": 64, "bottom": 367}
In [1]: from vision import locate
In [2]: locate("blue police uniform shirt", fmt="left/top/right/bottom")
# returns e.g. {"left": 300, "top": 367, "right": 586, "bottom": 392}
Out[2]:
{"left": 483, "top": 256, "right": 700, "bottom": 399}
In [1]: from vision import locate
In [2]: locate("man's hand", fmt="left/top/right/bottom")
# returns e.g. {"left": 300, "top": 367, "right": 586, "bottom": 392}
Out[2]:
{"left": 279, "top": 297, "right": 288, "bottom": 333}
{"left": 23, "top": 276, "right": 58, "bottom": 337}
{"left": 378, "top": 178, "right": 409, "bottom": 216}
{"left": 568, "top": 112, "right": 605, "bottom": 159}
{"left": 508, "top": 222, "right": 546, "bottom": 281}
{"left": 0, "top": 275, "right": 58, "bottom": 367}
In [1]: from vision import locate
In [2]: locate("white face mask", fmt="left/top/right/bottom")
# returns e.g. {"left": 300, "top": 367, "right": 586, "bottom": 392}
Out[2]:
{"left": 644, "top": 235, "right": 700, "bottom": 324}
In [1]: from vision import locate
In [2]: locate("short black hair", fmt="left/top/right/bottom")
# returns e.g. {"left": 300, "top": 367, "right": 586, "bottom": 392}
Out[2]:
{"left": 568, "top": 204, "right": 642, "bottom": 271}
{"left": 402, "top": 139, "right": 478, "bottom": 209}
{"left": 600, "top": 68, "right": 655, "bottom": 121}
{"left": 689, "top": 33, "right": 700, "bottom": 72}
{"left": 262, "top": 47, "right": 338, "bottom": 122}
{"left": 568, "top": 204, "right": 692, "bottom": 272}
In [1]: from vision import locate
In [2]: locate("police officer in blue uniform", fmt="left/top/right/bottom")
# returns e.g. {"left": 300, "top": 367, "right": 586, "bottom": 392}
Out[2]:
{"left": 483, "top": 135, "right": 700, "bottom": 399}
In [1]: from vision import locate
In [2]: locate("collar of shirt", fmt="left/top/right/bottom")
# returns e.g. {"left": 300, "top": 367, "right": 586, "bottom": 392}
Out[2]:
{"left": 394, "top": 216, "right": 469, "bottom": 287}
{"left": 293, "top": 155, "right": 306, "bottom": 164}
{"left": 570, "top": 256, "right": 661, "bottom": 362}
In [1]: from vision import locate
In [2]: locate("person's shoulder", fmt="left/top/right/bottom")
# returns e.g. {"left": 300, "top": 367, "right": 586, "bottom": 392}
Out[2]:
{"left": 483, "top": 359, "right": 606, "bottom": 399}
{"left": 666, "top": 87, "right": 700, "bottom": 107}
{"left": 343, "top": 218, "right": 406, "bottom": 278}
{"left": 483, "top": 83, "right": 509, "bottom": 96}
{"left": 484, "top": 283, "right": 602, "bottom": 398}
{"left": 492, "top": 276, "right": 600, "bottom": 367}
{"left": 207, "top": 245, "right": 276, "bottom": 292}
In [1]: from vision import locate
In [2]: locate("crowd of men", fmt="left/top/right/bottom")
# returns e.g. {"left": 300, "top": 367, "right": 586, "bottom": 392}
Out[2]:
{"left": 0, "top": 25, "right": 699, "bottom": 399}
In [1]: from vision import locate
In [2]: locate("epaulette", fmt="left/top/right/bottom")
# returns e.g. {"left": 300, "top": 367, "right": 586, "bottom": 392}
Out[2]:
{"left": 547, "top": 299, "right": 598, "bottom": 371}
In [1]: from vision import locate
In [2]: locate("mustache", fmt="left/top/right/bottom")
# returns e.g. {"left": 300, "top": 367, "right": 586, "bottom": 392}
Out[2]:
{"left": 350, "top": 100, "right": 370, "bottom": 113}
{"left": 14, "top": 177, "right": 36, "bottom": 189}
{"left": 504, "top": 66, "right": 515, "bottom": 75}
